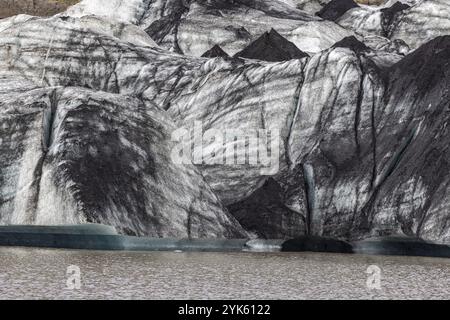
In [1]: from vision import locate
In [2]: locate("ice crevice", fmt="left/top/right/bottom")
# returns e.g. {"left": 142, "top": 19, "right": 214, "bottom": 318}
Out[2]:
{"left": 30, "top": 89, "right": 60, "bottom": 224}
{"left": 354, "top": 59, "right": 365, "bottom": 156}
{"left": 361, "top": 125, "right": 418, "bottom": 232}
{"left": 285, "top": 60, "right": 308, "bottom": 169}
{"left": 302, "top": 163, "right": 315, "bottom": 235}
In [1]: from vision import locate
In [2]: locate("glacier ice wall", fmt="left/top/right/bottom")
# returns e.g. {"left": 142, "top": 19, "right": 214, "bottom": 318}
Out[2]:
{"left": 0, "top": 0, "right": 448, "bottom": 241}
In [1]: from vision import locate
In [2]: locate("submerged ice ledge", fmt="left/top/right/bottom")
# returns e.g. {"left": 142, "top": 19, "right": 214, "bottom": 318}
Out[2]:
{"left": 0, "top": 224, "right": 449, "bottom": 258}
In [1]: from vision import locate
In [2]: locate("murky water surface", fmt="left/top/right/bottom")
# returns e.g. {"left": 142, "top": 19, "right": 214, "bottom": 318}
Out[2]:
{"left": 0, "top": 247, "right": 448, "bottom": 299}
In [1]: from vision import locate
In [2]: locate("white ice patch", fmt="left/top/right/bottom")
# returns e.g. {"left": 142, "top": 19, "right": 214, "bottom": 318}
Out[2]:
{"left": 65, "top": 0, "right": 148, "bottom": 25}
{"left": 245, "top": 239, "right": 283, "bottom": 252}
{"left": 34, "top": 168, "right": 84, "bottom": 226}
{"left": 10, "top": 130, "right": 43, "bottom": 224}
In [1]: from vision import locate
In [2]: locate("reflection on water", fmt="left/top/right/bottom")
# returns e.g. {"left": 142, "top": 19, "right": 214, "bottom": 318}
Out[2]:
{"left": 0, "top": 247, "right": 448, "bottom": 299}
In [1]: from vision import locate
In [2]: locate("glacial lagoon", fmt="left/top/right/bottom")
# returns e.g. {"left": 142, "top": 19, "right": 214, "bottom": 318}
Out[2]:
{"left": 0, "top": 247, "right": 448, "bottom": 300}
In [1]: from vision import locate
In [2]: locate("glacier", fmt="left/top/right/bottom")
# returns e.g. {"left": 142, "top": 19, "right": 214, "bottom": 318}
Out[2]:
{"left": 0, "top": 0, "right": 448, "bottom": 242}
